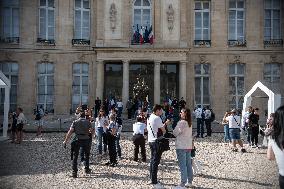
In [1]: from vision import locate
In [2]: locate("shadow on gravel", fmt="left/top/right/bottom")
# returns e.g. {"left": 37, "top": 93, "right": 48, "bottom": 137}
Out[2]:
{"left": 0, "top": 135, "right": 70, "bottom": 177}
{"left": 198, "top": 174, "right": 273, "bottom": 187}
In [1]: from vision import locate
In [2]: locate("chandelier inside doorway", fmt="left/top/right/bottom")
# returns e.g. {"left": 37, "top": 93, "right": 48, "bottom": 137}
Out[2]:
{"left": 132, "top": 74, "right": 149, "bottom": 101}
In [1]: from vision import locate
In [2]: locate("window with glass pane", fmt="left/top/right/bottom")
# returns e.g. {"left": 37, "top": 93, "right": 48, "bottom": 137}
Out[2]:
{"left": 264, "top": 63, "right": 281, "bottom": 83}
{"left": 38, "top": 0, "right": 55, "bottom": 40}
{"left": 74, "top": 0, "right": 90, "bottom": 40}
{"left": 195, "top": 64, "right": 210, "bottom": 107}
{"left": 37, "top": 63, "right": 54, "bottom": 113}
{"left": 104, "top": 63, "right": 123, "bottom": 99}
{"left": 72, "top": 63, "right": 89, "bottom": 111}
{"left": 0, "top": 62, "right": 18, "bottom": 113}
{"left": 132, "top": 0, "right": 151, "bottom": 43}
{"left": 229, "top": 63, "right": 245, "bottom": 110}
{"left": 194, "top": 1, "right": 210, "bottom": 41}
{"left": 0, "top": 0, "right": 19, "bottom": 43}
{"left": 160, "top": 64, "right": 179, "bottom": 103}
{"left": 264, "top": 0, "right": 281, "bottom": 40}
{"left": 228, "top": 0, "right": 245, "bottom": 43}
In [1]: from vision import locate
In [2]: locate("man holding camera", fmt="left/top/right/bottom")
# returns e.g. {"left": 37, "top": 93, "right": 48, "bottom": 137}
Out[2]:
{"left": 147, "top": 104, "right": 170, "bottom": 189}
{"left": 63, "top": 109, "right": 93, "bottom": 178}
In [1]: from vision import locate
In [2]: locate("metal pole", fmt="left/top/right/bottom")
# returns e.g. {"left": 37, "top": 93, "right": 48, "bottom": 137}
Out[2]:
{"left": 59, "top": 118, "right": 62, "bottom": 132}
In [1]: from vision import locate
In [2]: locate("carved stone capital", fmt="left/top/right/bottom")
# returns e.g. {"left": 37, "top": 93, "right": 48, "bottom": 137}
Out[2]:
{"left": 180, "top": 61, "right": 187, "bottom": 66}
{"left": 122, "top": 59, "right": 130, "bottom": 64}
{"left": 154, "top": 60, "right": 161, "bottom": 66}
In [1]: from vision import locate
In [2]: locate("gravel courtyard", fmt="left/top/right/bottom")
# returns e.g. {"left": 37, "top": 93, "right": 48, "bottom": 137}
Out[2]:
{"left": 0, "top": 132, "right": 279, "bottom": 189}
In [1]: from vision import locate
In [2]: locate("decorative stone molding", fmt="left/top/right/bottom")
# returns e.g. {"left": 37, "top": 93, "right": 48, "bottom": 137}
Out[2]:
{"left": 166, "top": 4, "right": 174, "bottom": 32}
{"left": 199, "top": 55, "right": 208, "bottom": 64}
{"left": 5, "top": 52, "right": 13, "bottom": 61}
{"left": 42, "top": 53, "right": 50, "bottom": 62}
{"left": 109, "top": 3, "right": 117, "bottom": 32}
{"left": 233, "top": 55, "right": 241, "bottom": 64}
{"left": 78, "top": 54, "right": 86, "bottom": 62}
{"left": 270, "top": 55, "right": 277, "bottom": 63}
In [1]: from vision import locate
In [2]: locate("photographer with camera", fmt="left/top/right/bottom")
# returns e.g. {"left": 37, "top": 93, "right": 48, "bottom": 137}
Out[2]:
{"left": 63, "top": 109, "right": 93, "bottom": 178}
{"left": 147, "top": 104, "right": 170, "bottom": 189}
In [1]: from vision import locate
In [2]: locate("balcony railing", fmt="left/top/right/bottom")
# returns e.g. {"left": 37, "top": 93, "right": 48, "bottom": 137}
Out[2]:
{"left": 37, "top": 38, "right": 55, "bottom": 45}
{"left": 194, "top": 40, "right": 211, "bottom": 47}
{"left": 0, "top": 37, "right": 19, "bottom": 44}
{"left": 228, "top": 40, "right": 246, "bottom": 47}
{"left": 72, "top": 39, "right": 90, "bottom": 46}
{"left": 131, "top": 25, "right": 153, "bottom": 45}
{"left": 264, "top": 39, "right": 283, "bottom": 47}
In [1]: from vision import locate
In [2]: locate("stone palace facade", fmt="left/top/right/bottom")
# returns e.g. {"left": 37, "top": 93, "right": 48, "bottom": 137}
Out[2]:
{"left": 0, "top": 0, "right": 283, "bottom": 119}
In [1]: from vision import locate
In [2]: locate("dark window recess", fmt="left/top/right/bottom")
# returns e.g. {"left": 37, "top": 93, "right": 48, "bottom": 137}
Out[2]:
{"left": 0, "top": 37, "right": 19, "bottom": 44}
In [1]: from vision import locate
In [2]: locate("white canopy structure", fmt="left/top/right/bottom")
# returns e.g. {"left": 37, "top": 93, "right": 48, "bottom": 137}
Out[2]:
{"left": 242, "top": 81, "right": 281, "bottom": 119}
{"left": 0, "top": 70, "right": 10, "bottom": 140}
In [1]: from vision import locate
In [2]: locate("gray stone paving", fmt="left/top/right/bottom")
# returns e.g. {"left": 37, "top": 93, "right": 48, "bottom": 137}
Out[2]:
{"left": 0, "top": 133, "right": 279, "bottom": 189}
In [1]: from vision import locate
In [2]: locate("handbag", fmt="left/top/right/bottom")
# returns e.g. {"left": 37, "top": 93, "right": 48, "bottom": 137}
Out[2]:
{"left": 149, "top": 124, "right": 170, "bottom": 153}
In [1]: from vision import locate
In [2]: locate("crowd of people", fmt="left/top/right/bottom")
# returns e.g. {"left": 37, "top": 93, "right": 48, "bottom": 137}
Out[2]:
{"left": 5, "top": 97, "right": 284, "bottom": 188}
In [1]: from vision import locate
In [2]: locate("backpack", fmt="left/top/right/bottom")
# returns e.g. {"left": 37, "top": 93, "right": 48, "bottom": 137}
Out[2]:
{"left": 35, "top": 112, "right": 41, "bottom": 120}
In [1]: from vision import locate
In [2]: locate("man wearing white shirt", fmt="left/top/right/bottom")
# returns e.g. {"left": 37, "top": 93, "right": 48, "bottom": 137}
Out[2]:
{"left": 133, "top": 116, "right": 147, "bottom": 162}
{"left": 225, "top": 109, "right": 246, "bottom": 153}
{"left": 147, "top": 105, "right": 170, "bottom": 188}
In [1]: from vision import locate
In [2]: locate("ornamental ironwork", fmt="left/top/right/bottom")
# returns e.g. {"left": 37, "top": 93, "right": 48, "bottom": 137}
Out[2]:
{"left": 228, "top": 40, "right": 247, "bottom": 47}
{"left": 264, "top": 39, "right": 283, "bottom": 47}
{"left": 72, "top": 39, "right": 90, "bottom": 46}
{"left": 194, "top": 40, "right": 211, "bottom": 47}
{"left": 37, "top": 38, "right": 55, "bottom": 45}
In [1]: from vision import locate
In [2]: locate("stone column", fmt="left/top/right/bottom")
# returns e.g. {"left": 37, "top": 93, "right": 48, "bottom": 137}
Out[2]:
{"left": 154, "top": 61, "right": 161, "bottom": 105}
{"left": 179, "top": 61, "right": 187, "bottom": 100}
{"left": 122, "top": 60, "right": 129, "bottom": 112}
{"left": 96, "top": 60, "right": 104, "bottom": 100}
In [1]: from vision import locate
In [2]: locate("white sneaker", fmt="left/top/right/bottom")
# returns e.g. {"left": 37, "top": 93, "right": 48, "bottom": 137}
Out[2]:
{"left": 153, "top": 183, "right": 164, "bottom": 189}
{"left": 185, "top": 182, "right": 193, "bottom": 188}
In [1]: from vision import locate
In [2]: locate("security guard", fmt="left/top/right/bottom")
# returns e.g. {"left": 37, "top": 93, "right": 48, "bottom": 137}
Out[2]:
{"left": 63, "top": 110, "right": 93, "bottom": 178}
